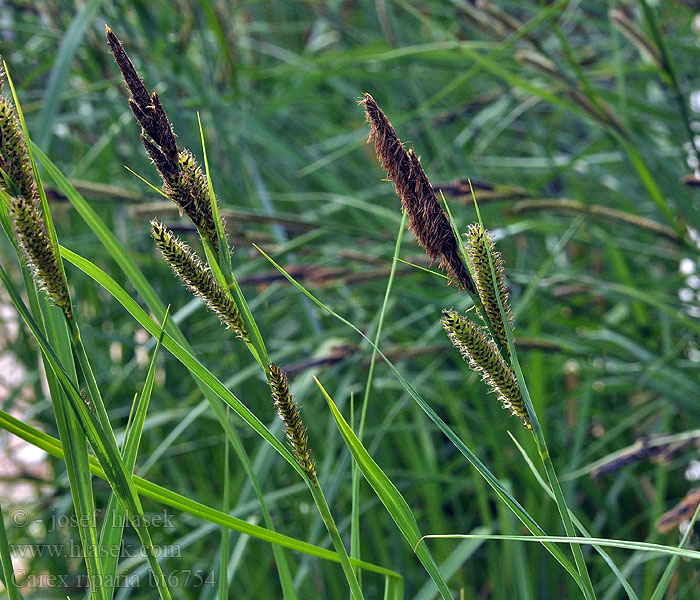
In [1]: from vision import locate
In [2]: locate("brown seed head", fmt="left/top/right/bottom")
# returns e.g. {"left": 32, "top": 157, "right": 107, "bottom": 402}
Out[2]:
{"left": 361, "top": 93, "right": 475, "bottom": 293}
{"left": 656, "top": 488, "right": 700, "bottom": 534}
{"left": 151, "top": 221, "right": 247, "bottom": 340}
{"left": 442, "top": 309, "right": 529, "bottom": 428}
{"left": 269, "top": 363, "right": 316, "bottom": 479}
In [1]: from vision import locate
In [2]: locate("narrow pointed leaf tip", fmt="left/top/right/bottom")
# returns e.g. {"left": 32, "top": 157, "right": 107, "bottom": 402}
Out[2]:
{"left": 269, "top": 363, "right": 316, "bottom": 479}
{"left": 360, "top": 93, "right": 476, "bottom": 294}
{"left": 442, "top": 309, "right": 530, "bottom": 429}
{"left": 150, "top": 220, "right": 248, "bottom": 340}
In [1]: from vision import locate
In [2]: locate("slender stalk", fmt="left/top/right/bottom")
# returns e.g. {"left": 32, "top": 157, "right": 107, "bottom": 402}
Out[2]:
{"left": 308, "top": 483, "right": 366, "bottom": 600}
{"left": 197, "top": 126, "right": 364, "bottom": 597}
{"left": 534, "top": 429, "right": 595, "bottom": 600}
{"left": 0, "top": 407, "right": 403, "bottom": 581}
{"left": 255, "top": 244, "right": 588, "bottom": 593}
{"left": 352, "top": 211, "right": 407, "bottom": 578}
{"left": 1, "top": 68, "right": 111, "bottom": 598}
{"left": 358, "top": 214, "right": 407, "bottom": 440}
{"left": 270, "top": 363, "right": 364, "bottom": 598}
{"left": 68, "top": 319, "right": 118, "bottom": 442}
{"left": 220, "top": 408, "right": 230, "bottom": 600}
{"left": 25, "top": 296, "right": 108, "bottom": 600}
{"left": 471, "top": 181, "right": 596, "bottom": 600}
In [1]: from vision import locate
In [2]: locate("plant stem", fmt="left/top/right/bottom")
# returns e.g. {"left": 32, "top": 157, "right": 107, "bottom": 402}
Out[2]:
{"left": 353, "top": 211, "right": 408, "bottom": 579}
{"left": 220, "top": 407, "right": 230, "bottom": 600}
{"left": 471, "top": 182, "right": 596, "bottom": 599}
{"left": 308, "top": 481, "right": 366, "bottom": 600}
{"left": 533, "top": 426, "right": 596, "bottom": 600}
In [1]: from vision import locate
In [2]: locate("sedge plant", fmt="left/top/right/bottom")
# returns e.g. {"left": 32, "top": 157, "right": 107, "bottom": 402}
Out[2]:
{"left": 2, "top": 9, "right": 700, "bottom": 599}
{"left": 360, "top": 93, "right": 596, "bottom": 598}
{"left": 0, "top": 62, "right": 173, "bottom": 599}
{"left": 105, "top": 27, "right": 368, "bottom": 600}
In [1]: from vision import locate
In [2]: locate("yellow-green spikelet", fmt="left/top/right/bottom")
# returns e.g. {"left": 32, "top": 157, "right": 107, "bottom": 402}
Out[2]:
{"left": 168, "top": 149, "right": 219, "bottom": 248}
{"left": 10, "top": 196, "right": 71, "bottom": 318}
{"left": 466, "top": 223, "right": 512, "bottom": 354}
{"left": 269, "top": 363, "right": 316, "bottom": 479}
{"left": 0, "top": 96, "right": 38, "bottom": 205}
{"left": 442, "top": 309, "right": 530, "bottom": 429}
{"left": 151, "top": 221, "right": 247, "bottom": 340}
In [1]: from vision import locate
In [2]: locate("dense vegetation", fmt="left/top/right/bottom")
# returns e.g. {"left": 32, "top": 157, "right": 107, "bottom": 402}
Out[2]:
{"left": 1, "top": 2, "right": 700, "bottom": 598}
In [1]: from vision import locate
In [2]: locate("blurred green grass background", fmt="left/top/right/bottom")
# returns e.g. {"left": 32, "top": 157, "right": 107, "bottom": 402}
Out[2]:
{"left": 2, "top": 1, "right": 700, "bottom": 598}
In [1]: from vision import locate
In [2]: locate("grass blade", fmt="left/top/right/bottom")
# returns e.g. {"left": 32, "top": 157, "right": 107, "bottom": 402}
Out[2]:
{"left": 58, "top": 245, "right": 304, "bottom": 475}
{"left": 2, "top": 73, "right": 108, "bottom": 599}
{"left": 649, "top": 501, "right": 700, "bottom": 600}
{"left": 353, "top": 210, "right": 408, "bottom": 579}
{"left": 316, "top": 377, "right": 452, "bottom": 600}
{"left": 0, "top": 408, "right": 403, "bottom": 584}
{"left": 197, "top": 115, "right": 269, "bottom": 368}
{"left": 470, "top": 185, "right": 596, "bottom": 599}
{"left": 60, "top": 241, "right": 375, "bottom": 600}
{"left": 99, "top": 309, "right": 170, "bottom": 599}
{"left": 34, "top": 0, "right": 104, "bottom": 152}
{"left": 33, "top": 152, "right": 298, "bottom": 597}
{"left": 0, "top": 261, "right": 172, "bottom": 600}
{"left": 419, "top": 534, "right": 700, "bottom": 561}
{"left": 508, "top": 432, "right": 639, "bottom": 600}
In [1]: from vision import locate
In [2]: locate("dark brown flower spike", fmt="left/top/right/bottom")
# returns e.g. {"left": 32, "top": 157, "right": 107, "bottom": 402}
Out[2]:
{"left": 11, "top": 196, "right": 71, "bottom": 319}
{"left": 466, "top": 223, "right": 513, "bottom": 353}
{"left": 591, "top": 435, "right": 695, "bottom": 479}
{"left": 442, "top": 309, "right": 530, "bottom": 429}
{"left": 361, "top": 93, "right": 475, "bottom": 294}
{"left": 105, "top": 27, "right": 177, "bottom": 157}
{"left": 269, "top": 363, "right": 317, "bottom": 480}
{"left": 106, "top": 26, "right": 219, "bottom": 249}
{"left": 151, "top": 220, "right": 248, "bottom": 340}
